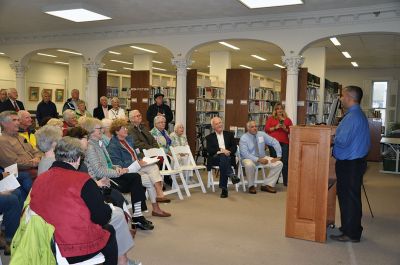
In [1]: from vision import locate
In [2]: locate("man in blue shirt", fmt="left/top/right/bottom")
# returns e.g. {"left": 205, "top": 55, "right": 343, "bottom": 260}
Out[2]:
{"left": 239, "top": 121, "right": 283, "bottom": 194}
{"left": 331, "top": 86, "right": 370, "bottom": 243}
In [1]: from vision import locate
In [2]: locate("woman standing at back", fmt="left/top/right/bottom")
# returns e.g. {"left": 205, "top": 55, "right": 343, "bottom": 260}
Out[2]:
{"left": 264, "top": 103, "right": 293, "bottom": 186}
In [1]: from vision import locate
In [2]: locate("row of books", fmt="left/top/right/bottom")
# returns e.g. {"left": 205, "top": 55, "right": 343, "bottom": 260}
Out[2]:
{"left": 196, "top": 99, "right": 223, "bottom": 112}
{"left": 249, "top": 87, "right": 280, "bottom": 101}
{"left": 306, "top": 87, "right": 319, "bottom": 101}
{"left": 150, "top": 86, "right": 176, "bottom": 99}
{"left": 164, "top": 99, "right": 176, "bottom": 111}
{"left": 197, "top": 86, "right": 224, "bottom": 99}
{"left": 249, "top": 113, "right": 269, "bottom": 126}
{"left": 324, "top": 92, "right": 338, "bottom": 103}
{"left": 323, "top": 103, "right": 332, "bottom": 114}
{"left": 306, "top": 102, "right": 319, "bottom": 115}
{"left": 106, "top": 86, "right": 119, "bottom": 98}
{"left": 196, "top": 113, "right": 222, "bottom": 124}
{"left": 248, "top": 101, "right": 274, "bottom": 113}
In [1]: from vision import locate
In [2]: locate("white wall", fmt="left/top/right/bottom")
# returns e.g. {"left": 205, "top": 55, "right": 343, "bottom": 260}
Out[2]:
{"left": 0, "top": 56, "right": 16, "bottom": 89}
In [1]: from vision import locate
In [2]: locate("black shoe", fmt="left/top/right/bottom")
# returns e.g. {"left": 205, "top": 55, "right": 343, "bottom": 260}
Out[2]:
{"left": 229, "top": 175, "right": 240, "bottom": 185}
{"left": 330, "top": 234, "right": 360, "bottom": 243}
{"left": 132, "top": 216, "right": 154, "bottom": 230}
{"left": 220, "top": 188, "right": 228, "bottom": 198}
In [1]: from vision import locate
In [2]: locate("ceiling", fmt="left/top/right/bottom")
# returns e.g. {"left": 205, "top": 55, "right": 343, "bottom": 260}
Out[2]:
{"left": 1, "top": 1, "right": 399, "bottom": 74}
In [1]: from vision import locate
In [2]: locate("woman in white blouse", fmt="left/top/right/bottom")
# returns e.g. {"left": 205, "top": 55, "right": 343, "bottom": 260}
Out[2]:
{"left": 108, "top": 97, "right": 126, "bottom": 120}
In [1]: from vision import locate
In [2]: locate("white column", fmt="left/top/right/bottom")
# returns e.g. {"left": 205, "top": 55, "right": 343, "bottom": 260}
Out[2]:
{"left": 282, "top": 55, "right": 304, "bottom": 125}
{"left": 9, "top": 62, "right": 28, "bottom": 103}
{"left": 83, "top": 61, "right": 102, "bottom": 114}
{"left": 172, "top": 57, "right": 190, "bottom": 129}
{"left": 209, "top": 51, "right": 231, "bottom": 86}
{"left": 69, "top": 56, "right": 86, "bottom": 100}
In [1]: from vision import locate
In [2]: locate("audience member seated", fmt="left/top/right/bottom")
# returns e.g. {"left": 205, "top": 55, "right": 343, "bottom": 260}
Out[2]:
{"left": 36, "top": 90, "right": 58, "bottom": 126}
{"left": 75, "top": 99, "right": 92, "bottom": 118}
{"left": 127, "top": 110, "right": 158, "bottom": 154}
{"left": 0, "top": 89, "right": 8, "bottom": 103}
{"left": 169, "top": 122, "right": 193, "bottom": 180}
{"left": 0, "top": 111, "right": 41, "bottom": 182}
{"left": 206, "top": 117, "right": 240, "bottom": 198}
{"left": 264, "top": 102, "right": 293, "bottom": 186}
{"left": 30, "top": 137, "right": 118, "bottom": 265}
{"left": 150, "top": 115, "right": 172, "bottom": 155}
{"left": 107, "top": 119, "right": 171, "bottom": 216}
{"left": 101, "top": 118, "right": 113, "bottom": 147}
{"left": 108, "top": 97, "right": 125, "bottom": 120}
{"left": 45, "top": 118, "right": 64, "bottom": 129}
{"left": 0, "top": 88, "right": 24, "bottom": 113}
{"left": 62, "top": 109, "right": 77, "bottom": 136}
{"left": 18, "top": 110, "right": 37, "bottom": 148}
{"left": 36, "top": 125, "right": 63, "bottom": 175}
{"left": 62, "top": 89, "right": 79, "bottom": 112}
{"left": 81, "top": 118, "right": 155, "bottom": 230}
{"left": 93, "top": 96, "right": 112, "bottom": 120}
{"left": 239, "top": 121, "right": 283, "bottom": 194}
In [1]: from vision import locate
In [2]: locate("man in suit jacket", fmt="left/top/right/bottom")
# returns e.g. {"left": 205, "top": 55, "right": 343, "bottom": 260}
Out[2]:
{"left": 0, "top": 88, "right": 24, "bottom": 113}
{"left": 93, "top": 96, "right": 112, "bottom": 120}
{"left": 206, "top": 117, "right": 240, "bottom": 198}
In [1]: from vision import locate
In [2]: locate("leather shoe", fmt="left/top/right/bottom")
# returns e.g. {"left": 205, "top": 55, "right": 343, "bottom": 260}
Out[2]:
{"left": 152, "top": 210, "right": 171, "bottom": 217}
{"left": 330, "top": 234, "right": 360, "bottom": 243}
{"left": 248, "top": 186, "right": 257, "bottom": 194}
{"left": 220, "top": 188, "right": 228, "bottom": 198}
{"left": 156, "top": 197, "right": 171, "bottom": 203}
{"left": 132, "top": 217, "right": 154, "bottom": 230}
{"left": 260, "top": 185, "right": 277, "bottom": 193}
{"left": 229, "top": 175, "right": 240, "bottom": 185}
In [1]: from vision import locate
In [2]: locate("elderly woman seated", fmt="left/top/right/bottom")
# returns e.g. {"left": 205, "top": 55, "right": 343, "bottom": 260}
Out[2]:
{"left": 150, "top": 115, "right": 172, "bottom": 155}
{"left": 169, "top": 122, "right": 193, "bottom": 180}
{"left": 75, "top": 100, "right": 92, "bottom": 118}
{"left": 108, "top": 97, "right": 125, "bottom": 120}
{"left": 81, "top": 118, "right": 156, "bottom": 229}
{"left": 62, "top": 109, "right": 77, "bottom": 136}
{"left": 107, "top": 119, "right": 171, "bottom": 217}
{"left": 35, "top": 125, "right": 63, "bottom": 175}
{"left": 101, "top": 118, "right": 113, "bottom": 146}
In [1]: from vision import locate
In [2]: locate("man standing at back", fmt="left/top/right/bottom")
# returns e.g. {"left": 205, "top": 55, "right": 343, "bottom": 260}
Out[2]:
{"left": 146, "top": 93, "right": 173, "bottom": 129}
{"left": 62, "top": 89, "right": 80, "bottom": 112}
{"left": 0, "top": 88, "right": 24, "bottom": 113}
{"left": 330, "top": 86, "right": 370, "bottom": 243}
{"left": 36, "top": 90, "right": 58, "bottom": 126}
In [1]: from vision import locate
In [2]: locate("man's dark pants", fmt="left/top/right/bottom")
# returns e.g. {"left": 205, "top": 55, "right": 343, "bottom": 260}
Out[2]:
{"left": 209, "top": 154, "right": 234, "bottom": 189}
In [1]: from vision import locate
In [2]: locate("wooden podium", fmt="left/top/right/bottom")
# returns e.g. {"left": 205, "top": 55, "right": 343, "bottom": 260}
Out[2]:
{"left": 285, "top": 126, "right": 337, "bottom": 243}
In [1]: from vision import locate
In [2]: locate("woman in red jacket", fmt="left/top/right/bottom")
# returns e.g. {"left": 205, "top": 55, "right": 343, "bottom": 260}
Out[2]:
{"left": 265, "top": 103, "right": 293, "bottom": 186}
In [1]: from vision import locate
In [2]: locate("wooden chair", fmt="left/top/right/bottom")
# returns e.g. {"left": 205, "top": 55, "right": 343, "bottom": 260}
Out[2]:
{"left": 143, "top": 148, "right": 185, "bottom": 200}
{"left": 170, "top": 145, "right": 207, "bottom": 194}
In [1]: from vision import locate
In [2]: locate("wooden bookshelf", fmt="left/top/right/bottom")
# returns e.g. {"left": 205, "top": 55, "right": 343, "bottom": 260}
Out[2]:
{"left": 131, "top": 70, "right": 150, "bottom": 127}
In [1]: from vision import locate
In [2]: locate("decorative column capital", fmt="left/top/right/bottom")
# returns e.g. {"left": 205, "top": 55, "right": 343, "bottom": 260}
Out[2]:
{"left": 83, "top": 61, "right": 103, "bottom": 77}
{"left": 282, "top": 55, "right": 304, "bottom": 75}
{"left": 10, "top": 62, "right": 28, "bottom": 78}
{"left": 172, "top": 57, "right": 191, "bottom": 76}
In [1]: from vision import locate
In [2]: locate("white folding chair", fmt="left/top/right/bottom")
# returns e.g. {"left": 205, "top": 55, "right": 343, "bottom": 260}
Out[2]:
{"left": 170, "top": 145, "right": 207, "bottom": 194}
{"left": 237, "top": 145, "right": 268, "bottom": 190}
{"left": 207, "top": 166, "right": 239, "bottom": 192}
{"left": 143, "top": 148, "right": 185, "bottom": 200}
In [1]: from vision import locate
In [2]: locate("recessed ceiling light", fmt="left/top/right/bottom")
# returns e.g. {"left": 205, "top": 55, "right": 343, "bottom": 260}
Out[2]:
{"left": 152, "top": 60, "right": 163, "bottom": 64}
{"left": 251, "top": 54, "right": 267, "bottom": 61}
{"left": 152, "top": 67, "right": 167, "bottom": 72}
{"left": 238, "top": 0, "right": 303, "bottom": 9}
{"left": 219, "top": 41, "right": 240, "bottom": 50}
{"left": 351, "top": 62, "right": 359, "bottom": 67}
{"left": 330, "top": 37, "right": 341, "bottom": 46}
{"left": 110, "top": 59, "right": 133, "bottom": 65}
{"left": 240, "top": 64, "right": 253, "bottom": 69}
{"left": 37, "top": 52, "right": 57, "bottom": 58}
{"left": 99, "top": 68, "right": 117, "bottom": 72}
{"left": 55, "top": 61, "right": 69, "bottom": 65}
{"left": 342, "top": 52, "right": 351, "bottom": 58}
{"left": 43, "top": 3, "right": 111, "bottom": 22}
{"left": 123, "top": 67, "right": 135, "bottom": 71}
{"left": 108, "top": 51, "right": 121, "bottom": 55}
{"left": 186, "top": 68, "right": 191, "bottom": 70}
{"left": 57, "top": 49, "right": 82, "bottom": 55}
{"left": 273, "top": 64, "right": 285, "bottom": 69}
{"left": 130, "top": 45, "right": 157, "bottom": 54}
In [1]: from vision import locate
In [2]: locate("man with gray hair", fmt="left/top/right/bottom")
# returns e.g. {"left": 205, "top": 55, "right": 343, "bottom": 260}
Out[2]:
{"left": 62, "top": 89, "right": 80, "bottom": 112}
{"left": 0, "top": 88, "right": 24, "bottom": 113}
{"left": 62, "top": 109, "right": 78, "bottom": 136}
{"left": 93, "top": 96, "right": 111, "bottom": 120}
{"left": 36, "top": 89, "right": 58, "bottom": 126}
{"left": 127, "top": 109, "right": 158, "bottom": 154}
{"left": 239, "top": 120, "right": 283, "bottom": 194}
{"left": 18, "top": 110, "right": 37, "bottom": 148}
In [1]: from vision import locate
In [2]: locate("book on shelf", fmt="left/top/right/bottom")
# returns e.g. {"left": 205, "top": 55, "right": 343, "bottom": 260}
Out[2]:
{"left": 249, "top": 87, "right": 280, "bottom": 101}
{"left": 249, "top": 113, "right": 269, "bottom": 126}
{"left": 196, "top": 112, "right": 222, "bottom": 124}
{"left": 306, "top": 102, "right": 318, "bottom": 115}
{"left": 196, "top": 99, "right": 221, "bottom": 112}
{"left": 249, "top": 101, "right": 273, "bottom": 113}
{"left": 106, "top": 86, "right": 119, "bottom": 98}
{"left": 197, "top": 86, "right": 224, "bottom": 99}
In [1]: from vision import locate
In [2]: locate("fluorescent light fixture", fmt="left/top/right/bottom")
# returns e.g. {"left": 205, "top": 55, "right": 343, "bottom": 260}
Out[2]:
{"left": 342, "top": 52, "right": 351, "bottom": 58}
{"left": 187, "top": 68, "right": 191, "bottom": 70}
{"left": 0, "top": 52, "right": 5, "bottom": 55}
{"left": 152, "top": 60, "right": 163, "bottom": 64}
{"left": 99, "top": 68, "right": 117, "bottom": 72}
{"left": 108, "top": 51, "right": 121, "bottom": 55}
{"left": 240, "top": 64, "right": 253, "bottom": 69}
{"left": 37, "top": 52, "right": 57, "bottom": 58}
{"left": 251, "top": 54, "right": 267, "bottom": 61}
{"left": 152, "top": 67, "right": 167, "bottom": 72}
{"left": 219, "top": 41, "right": 240, "bottom": 50}
{"left": 130, "top": 45, "right": 157, "bottom": 54}
{"left": 55, "top": 61, "right": 69, "bottom": 65}
{"left": 57, "top": 49, "right": 82, "bottom": 55}
{"left": 43, "top": 3, "right": 111, "bottom": 22}
{"left": 239, "top": 0, "right": 303, "bottom": 9}
{"left": 123, "top": 67, "right": 135, "bottom": 71}
{"left": 110, "top": 59, "right": 133, "bottom": 65}
{"left": 274, "top": 63, "right": 285, "bottom": 69}
{"left": 330, "top": 37, "right": 341, "bottom": 46}
{"left": 351, "top": 62, "right": 359, "bottom": 67}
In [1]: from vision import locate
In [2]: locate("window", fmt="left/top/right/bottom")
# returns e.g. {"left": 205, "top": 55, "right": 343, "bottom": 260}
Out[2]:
{"left": 372, "top": 81, "right": 388, "bottom": 126}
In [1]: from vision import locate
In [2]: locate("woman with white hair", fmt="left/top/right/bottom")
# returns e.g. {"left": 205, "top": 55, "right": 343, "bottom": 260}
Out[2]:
{"left": 108, "top": 97, "right": 125, "bottom": 120}
{"left": 75, "top": 100, "right": 92, "bottom": 118}
{"left": 36, "top": 125, "right": 63, "bottom": 175}
{"left": 101, "top": 118, "right": 113, "bottom": 146}
{"left": 169, "top": 122, "right": 193, "bottom": 179}
{"left": 150, "top": 115, "right": 172, "bottom": 155}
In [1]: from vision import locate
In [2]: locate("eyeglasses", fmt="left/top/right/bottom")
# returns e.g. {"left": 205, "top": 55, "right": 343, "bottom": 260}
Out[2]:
{"left": 94, "top": 127, "right": 103, "bottom": 130}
